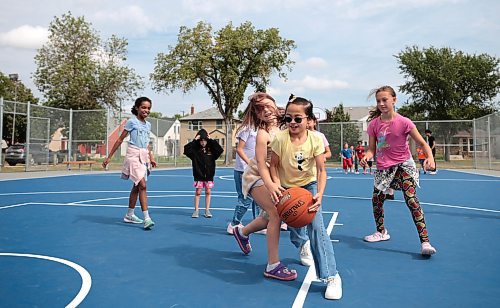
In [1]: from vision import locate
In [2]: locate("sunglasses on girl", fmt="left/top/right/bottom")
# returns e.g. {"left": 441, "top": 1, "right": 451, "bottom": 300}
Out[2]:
{"left": 284, "top": 115, "right": 308, "bottom": 123}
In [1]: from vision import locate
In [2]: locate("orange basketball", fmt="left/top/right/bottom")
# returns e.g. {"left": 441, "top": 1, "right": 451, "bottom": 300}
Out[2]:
{"left": 277, "top": 187, "right": 315, "bottom": 228}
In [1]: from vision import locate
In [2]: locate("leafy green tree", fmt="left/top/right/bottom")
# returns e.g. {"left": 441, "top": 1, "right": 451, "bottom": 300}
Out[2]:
{"left": 0, "top": 72, "right": 39, "bottom": 143}
{"left": 396, "top": 46, "right": 500, "bottom": 160}
{"left": 33, "top": 12, "right": 143, "bottom": 110}
{"left": 396, "top": 46, "right": 499, "bottom": 120}
{"left": 33, "top": 12, "right": 143, "bottom": 157}
{"left": 320, "top": 103, "right": 362, "bottom": 160}
{"left": 151, "top": 21, "right": 295, "bottom": 163}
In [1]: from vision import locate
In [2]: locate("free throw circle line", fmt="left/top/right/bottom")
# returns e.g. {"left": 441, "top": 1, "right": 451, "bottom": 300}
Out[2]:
{"left": 0, "top": 252, "right": 92, "bottom": 308}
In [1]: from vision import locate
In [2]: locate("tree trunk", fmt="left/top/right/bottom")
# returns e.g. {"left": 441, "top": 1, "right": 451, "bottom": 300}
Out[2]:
{"left": 224, "top": 118, "right": 233, "bottom": 165}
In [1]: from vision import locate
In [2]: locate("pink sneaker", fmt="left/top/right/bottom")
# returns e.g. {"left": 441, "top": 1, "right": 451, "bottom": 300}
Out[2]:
{"left": 421, "top": 242, "right": 437, "bottom": 256}
{"left": 364, "top": 229, "right": 390, "bottom": 242}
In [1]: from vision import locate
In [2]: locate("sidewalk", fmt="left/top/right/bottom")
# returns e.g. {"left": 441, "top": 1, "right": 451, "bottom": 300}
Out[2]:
{"left": 0, "top": 169, "right": 109, "bottom": 180}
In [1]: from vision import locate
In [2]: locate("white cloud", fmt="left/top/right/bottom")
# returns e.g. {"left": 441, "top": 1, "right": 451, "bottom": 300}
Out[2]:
{"left": 0, "top": 25, "right": 48, "bottom": 49}
{"left": 288, "top": 75, "right": 349, "bottom": 91}
{"left": 93, "top": 5, "right": 158, "bottom": 35}
{"left": 345, "top": 0, "right": 462, "bottom": 19}
{"left": 302, "top": 57, "right": 329, "bottom": 68}
{"left": 266, "top": 86, "right": 281, "bottom": 97}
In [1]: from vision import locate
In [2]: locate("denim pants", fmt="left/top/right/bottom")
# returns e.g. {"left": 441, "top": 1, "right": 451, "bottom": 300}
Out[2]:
{"left": 288, "top": 181, "right": 338, "bottom": 281}
{"left": 231, "top": 170, "right": 257, "bottom": 226}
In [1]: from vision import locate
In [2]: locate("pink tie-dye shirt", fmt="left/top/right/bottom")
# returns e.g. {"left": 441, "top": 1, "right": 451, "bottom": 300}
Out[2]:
{"left": 367, "top": 113, "right": 415, "bottom": 170}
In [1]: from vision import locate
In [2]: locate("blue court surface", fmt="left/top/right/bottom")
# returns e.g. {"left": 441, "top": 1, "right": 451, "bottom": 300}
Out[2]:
{"left": 1, "top": 167, "right": 499, "bottom": 307}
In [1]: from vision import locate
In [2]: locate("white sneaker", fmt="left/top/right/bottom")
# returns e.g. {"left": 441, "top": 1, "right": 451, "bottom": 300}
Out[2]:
{"left": 123, "top": 214, "right": 143, "bottom": 224}
{"left": 280, "top": 222, "right": 288, "bottom": 231}
{"left": 364, "top": 229, "right": 390, "bottom": 242}
{"left": 192, "top": 210, "right": 199, "bottom": 218}
{"left": 421, "top": 242, "right": 437, "bottom": 256}
{"left": 325, "top": 273, "right": 342, "bottom": 300}
{"left": 227, "top": 222, "right": 243, "bottom": 235}
{"left": 299, "top": 240, "right": 314, "bottom": 267}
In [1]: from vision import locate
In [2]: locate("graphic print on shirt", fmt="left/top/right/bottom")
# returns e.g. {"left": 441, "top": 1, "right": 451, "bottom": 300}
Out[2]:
{"left": 294, "top": 151, "right": 305, "bottom": 171}
{"left": 376, "top": 126, "right": 391, "bottom": 158}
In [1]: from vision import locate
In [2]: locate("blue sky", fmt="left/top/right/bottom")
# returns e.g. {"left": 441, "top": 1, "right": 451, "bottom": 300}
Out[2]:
{"left": 0, "top": 0, "right": 498, "bottom": 118}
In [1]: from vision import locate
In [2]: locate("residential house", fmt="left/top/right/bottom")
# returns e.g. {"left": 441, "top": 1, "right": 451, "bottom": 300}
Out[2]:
{"left": 103, "top": 115, "right": 180, "bottom": 158}
{"left": 149, "top": 118, "right": 181, "bottom": 157}
{"left": 345, "top": 106, "right": 374, "bottom": 145}
{"left": 179, "top": 106, "right": 240, "bottom": 153}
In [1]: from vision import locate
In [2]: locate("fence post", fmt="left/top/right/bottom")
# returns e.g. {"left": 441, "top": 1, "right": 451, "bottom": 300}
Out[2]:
{"left": 472, "top": 118, "right": 477, "bottom": 169}
{"left": 487, "top": 116, "right": 491, "bottom": 170}
{"left": 25, "top": 102, "right": 31, "bottom": 171}
{"left": 68, "top": 109, "right": 73, "bottom": 167}
{"left": 106, "top": 108, "right": 110, "bottom": 170}
{"left": 174, "top": 122, "right": 177, "bottom": 167}
{"left": 340, "top": 122, "right": 344, "bottom": 164}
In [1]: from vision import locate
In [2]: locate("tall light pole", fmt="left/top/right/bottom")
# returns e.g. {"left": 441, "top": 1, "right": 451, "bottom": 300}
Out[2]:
{"left": 8, "top": 74, "right": 19, "bottom": 145}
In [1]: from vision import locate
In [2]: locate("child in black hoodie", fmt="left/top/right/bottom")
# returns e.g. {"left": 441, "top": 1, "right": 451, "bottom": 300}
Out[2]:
{"left": 184, "top": 129, "right": 224, "bottom": 218}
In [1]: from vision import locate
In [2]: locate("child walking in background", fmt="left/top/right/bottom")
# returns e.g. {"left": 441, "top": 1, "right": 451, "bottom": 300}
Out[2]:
{"left": 360, "top": 85, "right": 437, "bottom": 256}
{"left": 340, "top": 143, "right": 353, "bottom": 174}
{"left": 227, "top": 96, "right": 259, "bottom": 234}
{"left": 350, "top": 145, "right": 356, "bottom": 173}
{"left": 270, "top": 95, "right": 342, "bottom": 300}
{"left": 416, "top": 144, "right": 427, "bottom": 174}
{"left": 355, "top": 141, "right": 366, "bottom": 174}
{"left": 184, "top": 129, "right": 223, "bottom": 218}
{"left": 102, "top": 97, "right": 157, "bottom": 230}
{"left": 233, "top": 92, "right": 299, "bottom": 281}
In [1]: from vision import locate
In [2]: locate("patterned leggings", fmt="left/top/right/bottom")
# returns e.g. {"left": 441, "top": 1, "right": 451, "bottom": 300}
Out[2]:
{"left": 372, "top": 167, "right": 429, "bottom": 243}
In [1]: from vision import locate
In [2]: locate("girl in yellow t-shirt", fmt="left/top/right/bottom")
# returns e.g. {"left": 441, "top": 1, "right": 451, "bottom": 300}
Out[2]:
{"left": 269, "top": 95, "right": 342, "bottom": 300}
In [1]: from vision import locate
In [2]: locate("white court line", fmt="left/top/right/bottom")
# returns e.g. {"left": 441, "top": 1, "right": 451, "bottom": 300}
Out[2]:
{"left": 292, "top": 212, "right": 339, "bottom": 308}
{"left": 0, "top": 252, "right": 91, "bottom": 308}
{"left": 0, "top": 190, "right": 237, "bottom": 197}
{"left": 70, "top": 194, "right": 237, "bottom": 205}
{"left": 13, "top": 202, "right": 242, "bottom": 212}
{"left": 0, "top": 202, "right": 31, "bottom": 210}
{"left": 325, "top": 176, "right": 499, "bottom": 182}
{"left": 219, "top": 175, "right": 334, "bottom": 181}
{"left": 1, "top": 191, "right": 498, "bottom": 213}
{"left": 322, "top": 195, "right": 500, "bottom": 214}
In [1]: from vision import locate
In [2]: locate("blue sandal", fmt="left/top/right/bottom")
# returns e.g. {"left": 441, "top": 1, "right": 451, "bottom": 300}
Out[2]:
{"left": 264, "top": 262, "right": 297, "bottom": 281}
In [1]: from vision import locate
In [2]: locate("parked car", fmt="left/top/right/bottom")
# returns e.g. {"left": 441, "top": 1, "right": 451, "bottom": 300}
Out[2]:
{"left": 4, "top": 144, "right": 65, "bottom": 166}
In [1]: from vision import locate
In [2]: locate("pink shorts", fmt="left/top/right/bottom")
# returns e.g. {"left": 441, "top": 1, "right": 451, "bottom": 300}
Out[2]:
{"left": 193, "top": 181, "right": 214, "bottom": 189}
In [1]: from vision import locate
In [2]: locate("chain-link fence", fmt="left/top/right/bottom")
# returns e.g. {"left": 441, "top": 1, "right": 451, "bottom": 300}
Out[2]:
{"left": 318, "top": 115, "right": 499, "bottom": 170}
{"left": 0, "top": 98, "right": 238, "bottom": 172}
{"left": 1, "top": 98, "right": 499, "bottom": 172}
{"left": 473, "top": 112, "right": 500, "bottom": 170}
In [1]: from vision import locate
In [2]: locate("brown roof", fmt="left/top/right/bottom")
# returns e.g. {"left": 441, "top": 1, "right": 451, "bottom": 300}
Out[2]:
{"left": 179, "top": 106, "right": 241, "bottom": 122}
{"left": 180, "top": 107, "right": 224, "bottom": 121}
